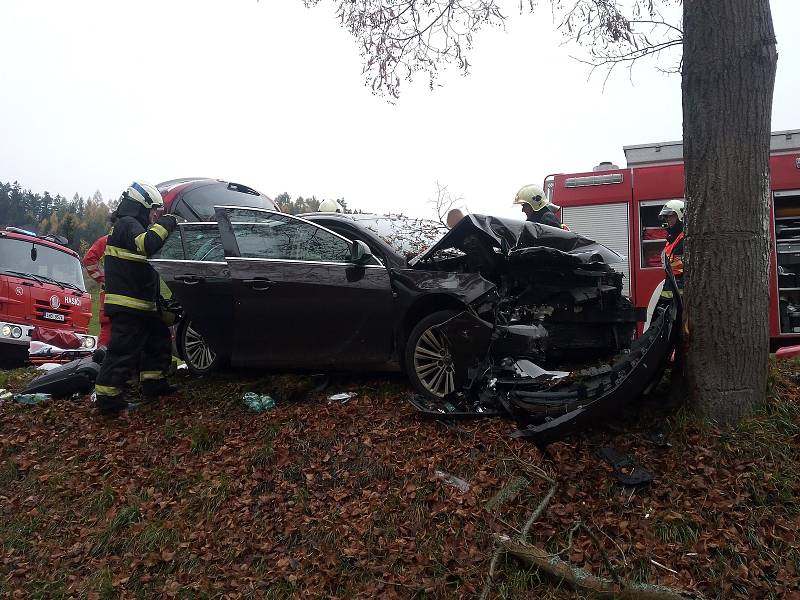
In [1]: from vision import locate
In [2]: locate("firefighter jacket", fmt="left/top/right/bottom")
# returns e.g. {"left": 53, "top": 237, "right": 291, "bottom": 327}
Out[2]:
{"left": 83, "top": 235, "right": 108, "bottom": 285}
{"left": 527, "top": 207, "right": 562, "bottom": 229}
{"left": 103, "top": 204, "right": 177, "bottom": 314}
{"left": 665, "top": 222, "right": 685, "bottom": 278}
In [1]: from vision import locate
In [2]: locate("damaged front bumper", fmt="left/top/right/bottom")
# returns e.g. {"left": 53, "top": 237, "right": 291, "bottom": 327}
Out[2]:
{"left": 407, "top": 258, "right": 682, "bottom": 447}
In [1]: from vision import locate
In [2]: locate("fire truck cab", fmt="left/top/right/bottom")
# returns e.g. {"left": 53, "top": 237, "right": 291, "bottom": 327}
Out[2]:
{"left": 0, "top": 227, "right": 96, "bottom": 366}
{"left": 548, "top": 129, "right": 800, "bottom": 345}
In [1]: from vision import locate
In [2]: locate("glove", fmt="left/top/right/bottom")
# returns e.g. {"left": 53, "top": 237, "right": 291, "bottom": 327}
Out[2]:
{"left": 157, "top": 213, "right": 179, "bottom": 233}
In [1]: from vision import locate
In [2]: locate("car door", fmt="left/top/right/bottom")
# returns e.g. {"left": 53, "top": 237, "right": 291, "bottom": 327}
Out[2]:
{"left": 149, "top": 222, "right": 235, "bottom": 356}
{"left": 214, "top": 207, "right": 395, "bottom": 369}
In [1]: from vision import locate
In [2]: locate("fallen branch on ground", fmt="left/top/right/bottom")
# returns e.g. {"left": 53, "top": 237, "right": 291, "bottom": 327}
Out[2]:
{"left": 499, "top": 537, "right": 702, "bottom": 600}
{"left": 479, "top": 480, "right": 557, "bottom": 600}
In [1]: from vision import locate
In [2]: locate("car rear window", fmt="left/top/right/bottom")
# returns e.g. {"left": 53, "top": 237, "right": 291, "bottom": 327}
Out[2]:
{"left": 182, "top": 183, "right": 277, "bottom": 220}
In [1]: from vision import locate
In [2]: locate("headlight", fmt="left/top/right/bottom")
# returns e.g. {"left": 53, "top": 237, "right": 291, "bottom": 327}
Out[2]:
{"left": 1, "top": 325, "right": 11, "bottom": 337}
{"left": 82, "top": 337, "right": 96, "bottom": 349}
{"left": 11, "top": 326, "right": 22, "bottom": 339}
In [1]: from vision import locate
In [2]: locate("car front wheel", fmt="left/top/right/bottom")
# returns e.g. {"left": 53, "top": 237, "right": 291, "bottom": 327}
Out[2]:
{"left": 177, "top": 319, "right": 222, "bottom": 376}
{"left": 404, "top": 310, "right": 462, "bottom": 400}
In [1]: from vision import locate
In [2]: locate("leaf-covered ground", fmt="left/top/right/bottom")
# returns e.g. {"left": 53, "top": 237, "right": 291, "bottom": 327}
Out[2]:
{"left": 1, "top": 363, "right": 799, "bottom": 599}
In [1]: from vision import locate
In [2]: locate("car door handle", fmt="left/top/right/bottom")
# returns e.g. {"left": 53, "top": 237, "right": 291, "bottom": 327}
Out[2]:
{"left": 243, "top": 277, "right": 273, "bottom": 291}
{"left": 174, "top": 275, "right": 205, "bottom": 285}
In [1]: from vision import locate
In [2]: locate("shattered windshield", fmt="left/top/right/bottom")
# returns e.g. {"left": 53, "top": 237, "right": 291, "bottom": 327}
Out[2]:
{"left": 352, "top": 215, "right": 448, "bottom": 258}
{"left": 0, "top": 238, "right": 86, "bottom": 291}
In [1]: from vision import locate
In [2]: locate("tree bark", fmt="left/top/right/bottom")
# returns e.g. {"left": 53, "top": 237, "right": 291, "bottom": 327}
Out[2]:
{"left": 682, "top": 0, "right": 778, "bottom": 424}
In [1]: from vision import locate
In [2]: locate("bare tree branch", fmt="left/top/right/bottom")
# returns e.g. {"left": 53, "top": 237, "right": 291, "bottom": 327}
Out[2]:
{"left": 306, "top": 0, "right": 683, "bottom": 96}
{"left": 428, "top": 180, "right": 463, "bottom": 225}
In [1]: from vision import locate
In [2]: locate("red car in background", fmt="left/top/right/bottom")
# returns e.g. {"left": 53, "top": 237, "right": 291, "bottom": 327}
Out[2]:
{"left": 156, "top": 178, "right": 280, "bottom": 221}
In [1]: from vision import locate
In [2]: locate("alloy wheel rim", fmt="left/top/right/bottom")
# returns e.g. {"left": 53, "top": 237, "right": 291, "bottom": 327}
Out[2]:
{"left": 414, "top": 326, "right": 455, "bottom": 398}
{"left": 184, "top": 323, "right": 216, "bottom": 371}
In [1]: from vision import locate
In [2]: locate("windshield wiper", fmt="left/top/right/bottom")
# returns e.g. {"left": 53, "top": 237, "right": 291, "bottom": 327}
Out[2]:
{"left": 2, "top": 270, "right": 49, "bottom": 286}
{"left": 33, "top": 273, "right": 84, "bottom": 293}
{"left": 1, "top": 270, "right": 83, "bottom": 293}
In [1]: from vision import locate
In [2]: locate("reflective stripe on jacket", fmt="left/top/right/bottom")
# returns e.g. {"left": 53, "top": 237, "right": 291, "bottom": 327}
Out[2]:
{"left": 83, "top": 235, "right": 108, "bottom": 284}
{"left": 665, "top": 231, "right": 685, "bottom": 277}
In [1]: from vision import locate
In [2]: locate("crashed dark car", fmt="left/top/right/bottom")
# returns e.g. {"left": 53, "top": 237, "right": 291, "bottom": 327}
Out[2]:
{"left": 150, "top": 208, "right": 657, "bottom": 406}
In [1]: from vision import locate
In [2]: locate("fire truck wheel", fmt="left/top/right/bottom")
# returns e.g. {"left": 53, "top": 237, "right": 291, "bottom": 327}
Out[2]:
{"left": 0, "top": 345, "right": 29, "bottom": 369}
{"left": 404, "top": 310, "right": 463, "bottom": 400}
{"left": 177, "top": 319, "right": 225, "bottom": 376}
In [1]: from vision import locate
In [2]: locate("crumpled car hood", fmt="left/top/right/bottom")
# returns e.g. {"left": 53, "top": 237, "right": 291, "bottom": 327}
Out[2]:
{"left": 410, "top": 214, "right": 625, "bottom": 267}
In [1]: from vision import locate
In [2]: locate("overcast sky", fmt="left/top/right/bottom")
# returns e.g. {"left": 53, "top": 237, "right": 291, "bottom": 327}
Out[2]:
{"left": 1, "top": 0, "right": 798, "bottom": 221}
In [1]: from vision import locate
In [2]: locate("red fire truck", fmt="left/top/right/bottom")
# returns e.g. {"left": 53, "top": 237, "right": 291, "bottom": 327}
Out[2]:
{"left": 0, "top": 227, "right": 96, "bottom": 366}
{"left": 547, "top": 129, "right": 800, "bottom": 345}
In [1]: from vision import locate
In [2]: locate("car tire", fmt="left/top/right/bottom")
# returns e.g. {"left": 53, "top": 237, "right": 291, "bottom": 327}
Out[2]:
{"left": 404, "top": 309, "right": 463, "bottom": 400}
{"left": 177, "top": 319, "right": 224, "bottom": 376}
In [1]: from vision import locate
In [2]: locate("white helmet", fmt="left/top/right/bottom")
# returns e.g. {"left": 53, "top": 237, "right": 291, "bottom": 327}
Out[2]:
{"left": 318, "top": 199, "right": 343, "bottom": 213}
{"left": 513, "top": 184, "right": 549, "bottom": 212}
{"left": 122, "top": 180, "right": 164, "bottom": 209}
{"left": 659, "top": 199, "right": 685, "bottom": 222}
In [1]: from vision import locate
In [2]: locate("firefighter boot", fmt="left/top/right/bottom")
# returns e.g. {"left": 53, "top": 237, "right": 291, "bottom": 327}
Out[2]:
{"left": 141, "top": 379, "right": 179, "bottom": 400}
{"left": 96, "top": 394, "right": 132, "bottom": 417}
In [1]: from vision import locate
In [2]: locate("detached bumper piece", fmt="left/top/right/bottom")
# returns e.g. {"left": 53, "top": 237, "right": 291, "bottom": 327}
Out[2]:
{"left": 407, "top": 266, "right": 682, "bottom": 448}
{"left": 22, "top": 349, "right": 106, "bottom": 398}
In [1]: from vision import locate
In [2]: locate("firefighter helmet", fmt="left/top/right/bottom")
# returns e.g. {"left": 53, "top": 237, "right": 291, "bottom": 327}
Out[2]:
{"left": 122, "top": 180, "right": 164, "bottom": 209}
{"left": 318, "top": 199, "right": 343, "bottom": 213}
{"left": 659, "top": 199, "right": 685, "bottom": 222}
{"left": 513, "top": 184, "right": 549, "bottom": 212}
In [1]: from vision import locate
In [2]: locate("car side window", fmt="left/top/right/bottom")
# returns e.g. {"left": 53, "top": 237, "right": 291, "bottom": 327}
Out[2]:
{"left": 182, "top": 224, "right": 225, "bottom": 262}
{"left": 316, "top": 223, "right": 383, "bottom": 266}
{"left": 156, "top": 228, "right": 185, "bottom": 259}
{"left": 231, "top": 215, "right": 352, "bottom": 263}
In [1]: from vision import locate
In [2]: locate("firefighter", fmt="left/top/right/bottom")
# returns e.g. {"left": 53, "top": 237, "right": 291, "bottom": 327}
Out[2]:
{"left": 82, "top": 214, "right": 118, "bottom": 347}
{"left": 318, "top": 199, "right": 343, "bottom": 213}
{"left": 446, "top": 208, "right": 465, "bottom": 228}
{"left": 513, "top": 184, "right": 562, "bottom": 228}
{"left": 94, "top": 181, "right": 179, "bottom": 416}
{"left": 659, "top": 199, "right": 685, "bottom": 288}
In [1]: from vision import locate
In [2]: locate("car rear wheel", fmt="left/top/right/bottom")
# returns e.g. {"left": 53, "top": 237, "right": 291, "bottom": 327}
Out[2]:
{"left": 405, "top": 310, "right": 462, "bottom": 399}
{"left": 177, "top": 319, "right": 223, "bottom": 376}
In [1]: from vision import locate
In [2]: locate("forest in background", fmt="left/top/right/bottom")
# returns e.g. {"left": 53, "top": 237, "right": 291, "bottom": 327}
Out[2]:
{"left": 0, "top": 181, "right": 360, "bottom": 256}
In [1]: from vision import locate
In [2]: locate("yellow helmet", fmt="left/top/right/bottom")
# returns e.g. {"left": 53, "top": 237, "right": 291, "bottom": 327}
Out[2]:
{"left": 318, "top": 199, "right": 343, "bottom": 213}
{"left": 513, "top": 184, "right": 549, "bottom": 211}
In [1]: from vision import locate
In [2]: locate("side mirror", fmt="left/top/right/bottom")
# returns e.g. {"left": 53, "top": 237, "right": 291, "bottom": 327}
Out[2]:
{"left": 351, "top": 240, "right": 373, "bottom": 265}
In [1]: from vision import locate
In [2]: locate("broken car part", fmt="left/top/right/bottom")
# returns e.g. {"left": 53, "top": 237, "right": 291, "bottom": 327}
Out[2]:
{"left": 597, "top": 447, "right": 655, "bottom": 486}
{"left": 407, "top": 255, "right": 682, "bottom": 447}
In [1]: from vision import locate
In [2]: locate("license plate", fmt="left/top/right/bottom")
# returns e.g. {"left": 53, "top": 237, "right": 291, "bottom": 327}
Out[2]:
{"left": 43, "top": 312, "right": 65, "bottom": 322}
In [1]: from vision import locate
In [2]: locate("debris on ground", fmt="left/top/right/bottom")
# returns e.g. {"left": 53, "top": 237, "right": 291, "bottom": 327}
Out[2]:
{"left": 13, "top": 392, "right": 52, "bottom": 405}
{"left": 433, "top": 469, "right": 470, "bottom": 492}
{"left": 242, "top": 392, "right": 276, "bottom": 412}
{"left": 328, "top": 392, "right": 357, "bottom": 403}
{"left": 598, "top": 447, "right": 655, "bottom": 486}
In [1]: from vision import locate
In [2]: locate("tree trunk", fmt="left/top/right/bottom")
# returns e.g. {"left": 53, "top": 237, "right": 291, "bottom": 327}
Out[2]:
{"left": 682, "top": 0, "right": 778, "bottom": 423}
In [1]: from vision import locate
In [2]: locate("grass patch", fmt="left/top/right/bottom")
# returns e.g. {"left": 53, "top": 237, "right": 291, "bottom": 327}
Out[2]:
{"left": 1, "top": 517, "right": 40, "bottom": 551}
{"left": 133, "top": 523, "right": 180, "bottom": 553}
{"left": 0, "top": 459, "right": 20, "bottom": 489}
{"left": 91, "top": 504, "right": 142, "bottom": 556}
{"left": 87, "top": 486, "right": 116, "bottom": 516}
{"left": 189, "top": 424, "right": 220, "bottom": 453}
{"left": 653, "top": 519, "right": 699, "bottom": 546}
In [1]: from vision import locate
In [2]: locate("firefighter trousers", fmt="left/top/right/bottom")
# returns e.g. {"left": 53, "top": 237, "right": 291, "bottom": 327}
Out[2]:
{"left": 95, "top": 311, "right": 172, "bottom": 398}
